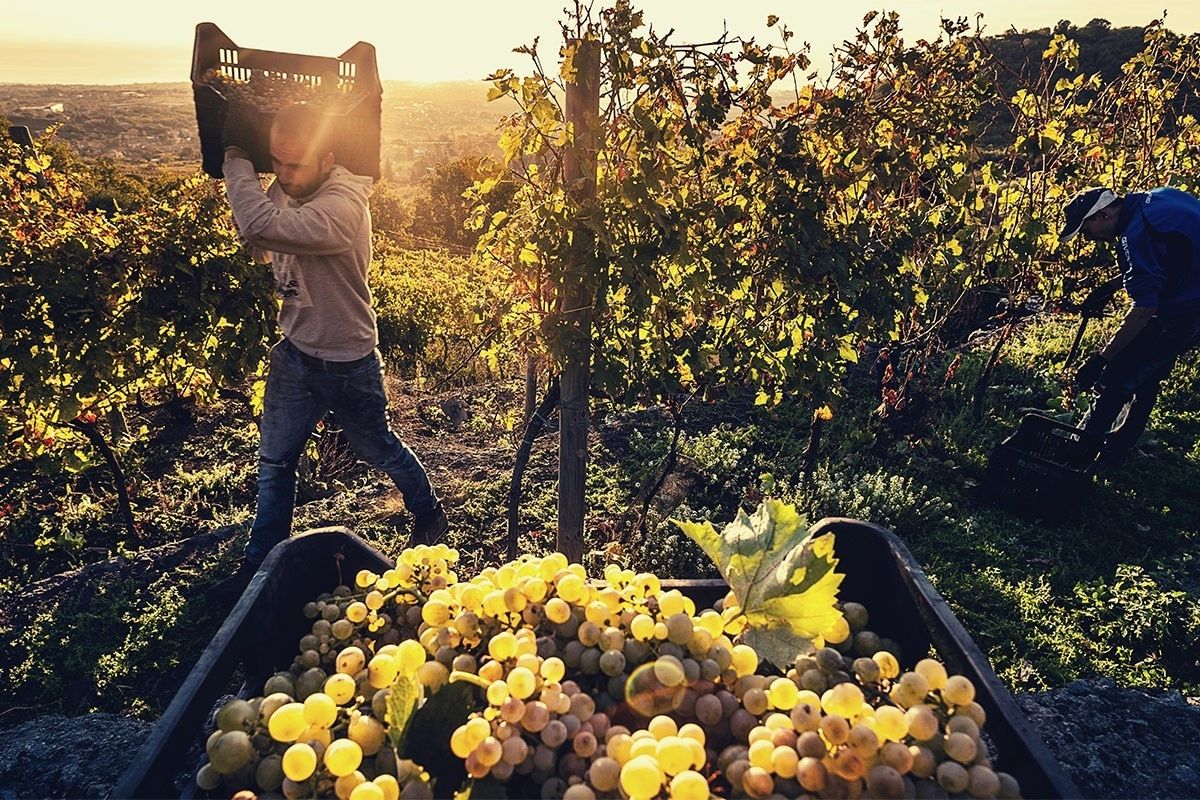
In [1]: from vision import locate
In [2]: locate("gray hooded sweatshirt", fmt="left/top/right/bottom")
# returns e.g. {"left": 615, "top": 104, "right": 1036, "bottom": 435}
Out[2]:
{"left": 224, "top": 158, "right": 378, "bottom": 361}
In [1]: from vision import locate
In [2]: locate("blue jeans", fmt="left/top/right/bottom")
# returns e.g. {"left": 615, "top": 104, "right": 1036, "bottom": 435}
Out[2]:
{"left": 244, "top": 339, "right": 438, "bottom": 563}
{"left": 1083, "top": 311, "right": 1200, "bottom": 459}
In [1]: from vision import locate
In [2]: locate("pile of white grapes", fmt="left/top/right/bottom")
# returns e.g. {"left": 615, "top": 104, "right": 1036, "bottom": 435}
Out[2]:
{"left": 194, "top": 544, "right": 1024, "bottom": 800}
{"left": 201, "top": 70, "right": 368, "bottom": 115}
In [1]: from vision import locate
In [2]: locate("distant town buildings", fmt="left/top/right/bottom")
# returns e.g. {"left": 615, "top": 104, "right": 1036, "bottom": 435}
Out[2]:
{"left": 15, "top": 102, "right": 64, "bottom": 114}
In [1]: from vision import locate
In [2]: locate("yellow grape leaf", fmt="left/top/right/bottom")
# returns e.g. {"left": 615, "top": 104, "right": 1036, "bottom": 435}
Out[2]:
{"left": 838, "top": 336, "right": 859, "bottom": 363}
{"left": 675, "top": 499, "right": 845, "bottom": 669}
{"left": 385, "top": 666, "right": 423, "bottom": 755}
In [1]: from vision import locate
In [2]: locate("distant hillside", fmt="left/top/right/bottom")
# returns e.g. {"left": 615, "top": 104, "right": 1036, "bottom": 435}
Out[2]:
{"left": 984, "top": 18, "right": 1155, "bottom": 89}
{"left": 1, "top": 80, "right": 503, "bottom": 184}
{"left": 1, "top": 20, "right": 1182, "bottom": 176}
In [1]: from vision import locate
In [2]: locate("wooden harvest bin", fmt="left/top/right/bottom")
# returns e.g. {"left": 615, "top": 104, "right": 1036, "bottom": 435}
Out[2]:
{"left": 114, "top": 521, "right": 1079, "bottom": 799}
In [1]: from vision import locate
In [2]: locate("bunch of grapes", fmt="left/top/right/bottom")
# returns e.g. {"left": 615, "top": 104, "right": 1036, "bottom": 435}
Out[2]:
{"left": 202, "top": 69, "right": 367, "bottom": 115}
{"left": 194, "top": 545, "right": 1024, "bottom": 799}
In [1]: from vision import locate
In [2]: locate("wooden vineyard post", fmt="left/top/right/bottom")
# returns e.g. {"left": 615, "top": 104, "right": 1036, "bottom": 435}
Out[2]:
{"left": 557, "top": 38, "right": 601, "bottom": 562}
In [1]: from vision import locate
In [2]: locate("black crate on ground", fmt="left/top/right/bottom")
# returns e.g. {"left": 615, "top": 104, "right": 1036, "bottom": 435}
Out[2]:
{"left": 983, "top": 412, "right": 1102, "bottom": 519}
{"left": 191, "top": 22, "right": 381, "bottom": 179}
{"left": 115, "top": 522, "right": 1079, "bottom": 799}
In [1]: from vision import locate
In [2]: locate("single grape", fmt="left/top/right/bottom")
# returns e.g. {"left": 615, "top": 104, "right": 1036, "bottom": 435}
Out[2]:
{"left": 909, "top": 746, "right": 936, "bottom": 778}
{"left": 945, "top": 731, "right": 978, "bottom": 764}
{"left": 741, "top": 765, "right": 774, "bottom": 799}
{"left": 797, "top": 756, "right": 827, "bottom": 793}
{"left": 562, "top": 784, "right": 596, "bottom": 800}
{"left": 831, "top": 748, "right": 865, "bottom": 781}
{"left": 768, "top": 677, "right": 800, "bottom": 711}
{"left": 947, "top": 715, "right": 980, "bottom": 739}
{"left": 872, "top": 650, "right": 901, "bottom": 680}
{"left": 599, "top": 648, "right": 626, "bottom": 676}
{"left": 996, "top": 771, "right": 1022, "bottom": 799}
{"left": 195, "top": 763, "right": 221, "bottom": 791}
{"left": 847, "top": 723, "right": 879, "bottom": 758}
{"left": 303, "top": 692, "right": 338, "bottom": 727}
{"left": 937, "top": 761, "right": 969, "bottom": 793}
{"left": 695, "top": 693, "right": 723, "bottom": 726}
{"left": 905, "top": 704, "right": 940, "bottom": 741}
{"left": 374, "top": 775, "right": 400, "bottom": 800}
{"left": 915, "top": 658, "right": 948, "bottom": 690}
{"left": 540, "top": 719, "right": 568, "bottom": 748}
{"left": 657, "top": 735, "right": 694, "bottom": 776}
{"left": 879, "top": 740, "right": 914, "bottom": 775}
{"left": 771, "top": 744, "right": 800, "bottom": 779}
{"left": 669, "top": 770, "right": 710, "bottom": 800}
{"left": 348, "top": 713, "right": 387, "bottom": 756}
{"left": 819, "top": 715, "right": 849, "bottom": 746}
{"left": 350, "top": 781, "right": 385, "bottom": 800}
{"left": 742, "top": 686, "right": 769, "bottom": 716}
{"left": 282, "top": 742, "right": 318, "bottom": 782}
{"left": 325, "top": 738, "right": 364, "bottom": 777}
{"left": 842, "top": 602, "right": 869, "bottom": 630}
{"left": 268, "top": 703, "right": 309, "bottom": 743}
{"left": 853, "top": 630, "right": 882, "bottom": 657}
{"left": 967, "top": 765, "right": 1001, "bottom": 798}
{"left": 216, "top": 699, "right": 256, "bottom": 733}
{"left": 619, "top": 754, "right": 663, "bottom": 800}
{"left": 325, "top": 673, "right": 357, "bottom": 705}
{"left": 867, "top": 764, "right": 906, "bottom": 799}
{"left": 942, "top": 675, "right": 976, "bottom": 706}
{"left": 815, "top": 646, "right": 843, "bottom": 673}
{"left": 796, "top": 730, "right": 827, "bottom": 759}
{"left": 874, "top": 704, "right": 909, "bottom": 741}
{"left": 799, "top": 668, "right": 827, "bottom": 693}
{"left": 730, "top": 644, "right": 758, "bottom": 677}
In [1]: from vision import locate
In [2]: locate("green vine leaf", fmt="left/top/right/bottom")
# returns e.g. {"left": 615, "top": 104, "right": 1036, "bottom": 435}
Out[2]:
{"left": 384, "top": 668, "right": 424, "bottom": 756}
{"left": 675, "top": 499, "right": 845, "bottom": 669}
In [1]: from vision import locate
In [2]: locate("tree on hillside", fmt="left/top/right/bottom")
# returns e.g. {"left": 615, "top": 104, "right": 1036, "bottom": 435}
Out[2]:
{"left": 408, "top": 156, "right": 516, "bottom": 250}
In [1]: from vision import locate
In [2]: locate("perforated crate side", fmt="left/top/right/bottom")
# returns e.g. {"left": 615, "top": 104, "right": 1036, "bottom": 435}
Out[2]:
{"left": 1008, "top": 413, "right": 1102, "bottom": 471}
{"left": 984, "top": 443, "right": 1091, "bottom": 519}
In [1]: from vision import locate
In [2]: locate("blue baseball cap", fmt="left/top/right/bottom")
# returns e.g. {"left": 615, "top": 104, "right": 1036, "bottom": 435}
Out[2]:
{"left": 1059, "top": 187, "right": 1118, "bottom": 243}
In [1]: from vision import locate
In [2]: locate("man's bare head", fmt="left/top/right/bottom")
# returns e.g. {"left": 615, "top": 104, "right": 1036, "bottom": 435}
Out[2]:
{"left": 269, "top": 103, "right": 336, "bottom": 197}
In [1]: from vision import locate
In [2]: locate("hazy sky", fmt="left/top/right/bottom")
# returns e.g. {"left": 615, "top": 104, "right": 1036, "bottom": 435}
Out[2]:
{"left": 1, "top": 1, "right": 1195, "bottom": 84}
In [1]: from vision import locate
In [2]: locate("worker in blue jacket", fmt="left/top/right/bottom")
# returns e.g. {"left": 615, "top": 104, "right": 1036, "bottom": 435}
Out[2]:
{"left": 1060, "top": 186, "right": 1200, "bottom": 469}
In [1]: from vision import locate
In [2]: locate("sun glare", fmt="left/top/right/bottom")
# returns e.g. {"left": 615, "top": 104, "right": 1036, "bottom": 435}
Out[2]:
{"left": 0, "top": 0, "right": 1195, "bottom": 84}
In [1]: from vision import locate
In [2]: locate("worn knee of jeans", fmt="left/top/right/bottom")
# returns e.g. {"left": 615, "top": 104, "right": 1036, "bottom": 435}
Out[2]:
{"left": 246, "top": 454, "right": 298, "bottom": 562}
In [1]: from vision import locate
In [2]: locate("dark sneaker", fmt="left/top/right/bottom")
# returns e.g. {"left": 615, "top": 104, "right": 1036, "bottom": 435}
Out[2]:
{"left": 410, "top": 503, "right": 449, "bottom": 546}
{"left": 206, "top": 558, "right": 261, "bottom": 604}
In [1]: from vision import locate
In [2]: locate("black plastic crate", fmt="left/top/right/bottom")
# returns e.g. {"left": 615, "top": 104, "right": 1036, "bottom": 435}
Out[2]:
{"left": 983, "top": 412, "right": 1102, "bottom": 518}
{"left": 191, "top": 22, "right": 381, "bottom": 179}
{"left": 115, "top": 521, "right": 1078, "bottom": 799}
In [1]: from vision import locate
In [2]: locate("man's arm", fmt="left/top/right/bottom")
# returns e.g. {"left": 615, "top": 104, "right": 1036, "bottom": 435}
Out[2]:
{"left": 1074, "top": 298, "right": 1156, "bottom": 391}
{"left": 222, "top": 149, "right": 272, "bottom": 264}
{"left": 1100, "top": 304, "right": 1157, "bottom": 360}
{"left": 222, "top": 155, "right": 365, "bottom": 256}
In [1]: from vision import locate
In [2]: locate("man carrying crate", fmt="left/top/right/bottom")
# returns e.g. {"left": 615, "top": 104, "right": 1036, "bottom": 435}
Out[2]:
{"left": 210, "top": 103, "right": 447, "bottom": 600}
{"left": 1060, "top": 186, "right": 1200, "bottom": 470}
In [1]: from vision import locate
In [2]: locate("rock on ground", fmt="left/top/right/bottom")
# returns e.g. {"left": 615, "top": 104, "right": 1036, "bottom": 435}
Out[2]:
{"left": 1016, "top": 677, "right": 1200, "bottom": 799}
{"left": 0, "top": 713, "right": 151, "bottom": 799}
